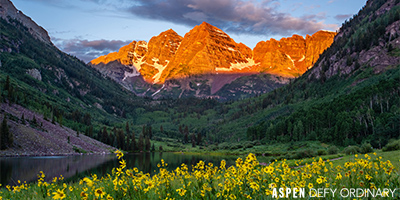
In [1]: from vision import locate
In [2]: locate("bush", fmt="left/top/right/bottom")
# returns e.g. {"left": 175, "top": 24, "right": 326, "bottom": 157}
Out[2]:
{"left": 328, "top": 145, "right": 339, "bottom": 154}
{"left": 360, "top": 143, "right": 373, "bottom": 154}
{"left": 317, "top": 149, "right": 327, "bottom": 156}
{"left": 243, "top": 142, "right": 253, "bottom": 149}
{"left": 382, "top": 139, "right": 400, "bottom": 152}
{"left": 344, "top": 145, "right": 360, "bottom": 155}
{"left": 291, "top": 149, "right": 316, "bottom": 159}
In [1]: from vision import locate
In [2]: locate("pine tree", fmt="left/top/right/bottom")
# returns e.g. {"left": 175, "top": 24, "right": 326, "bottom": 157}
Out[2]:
{"left": 4, "top": 75, "right": 10, "bottom": 91}
{"left": 145, "top": 136, "right": 151, "bottom": 151}
{"left": 0, "top": 115, "right": 7, "bottom": 150}
{"left": 131, "top": 130, "right": 137, "bottom": 151}
{"left": 117, "top": 129, "right": 125, "bottom": 150}
{"left": 196, "top": 132, "right": 202, "bottom": 145}
{"left": 125, "top": 122, "right": 130, "bottom": 135}
{"left": 32, "top": 115, "right": 37, "bottom": 126}
{"left": 101, "top": 127, "right": 109, "bottom": 144}
{"left": 88, "top": 125, "right": 93, "bottom": 138}
{"left": 191, "top": 134, "right": 196, "bottom": 147}
{"left": 148, "top": 125, "right": 152, "bottom": 139}
{"left": 138, "top": 134, "right": 144, "bottom": 152}
{"left": 21, "top": 113, "right": 25, "bottom": 125}
{"left": 183, "top": 126, "right": 189, "bottom": 144}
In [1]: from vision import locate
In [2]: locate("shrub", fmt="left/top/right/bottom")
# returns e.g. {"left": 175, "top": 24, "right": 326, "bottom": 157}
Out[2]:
{"left": 382, "top": 139, "right": 400, "bottom": 152}
{"left": 328, "top": 145, "right": 339, "bottom": 154}
{"left": 317, "top": 149, "right": 327, "bottom": 156}
{"left": 360, "top": 143, "right": 373, "bottom": 154}
{"left": 344, "top": 145, "right": 360, "bottom": 155}
{"left": 291, "top": 149, "right": 316, "bottom": 159}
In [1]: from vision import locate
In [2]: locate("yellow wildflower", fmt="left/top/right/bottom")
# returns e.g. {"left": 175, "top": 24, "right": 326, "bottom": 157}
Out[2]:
{"left": 95, "top": 187, "right": 106, "bottom": 198}
{"left": 115, "top": 150, "right": 124, "bottom": 159}
{"left": 52, "top": 189, "right": 65, "bottom": 200}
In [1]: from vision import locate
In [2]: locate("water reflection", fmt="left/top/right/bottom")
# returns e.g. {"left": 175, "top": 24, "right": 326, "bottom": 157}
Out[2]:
{"left": 0, "top": 153, "right": 241, "bottom": 186}
{"left": 0, "top": 154, "right": 115, "bottom": 186}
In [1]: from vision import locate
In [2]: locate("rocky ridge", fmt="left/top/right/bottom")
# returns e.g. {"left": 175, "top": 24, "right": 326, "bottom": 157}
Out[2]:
{"left": 91, "top": 22, "right": 335, "bottom": 85}
{"left": 0, "top": 0, "right": 52, "bottom": 45}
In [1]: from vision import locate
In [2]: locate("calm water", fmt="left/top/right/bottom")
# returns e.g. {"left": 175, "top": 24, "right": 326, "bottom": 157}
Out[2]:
{"left": 0, "top": 153, "right": 243, "bottom": 186}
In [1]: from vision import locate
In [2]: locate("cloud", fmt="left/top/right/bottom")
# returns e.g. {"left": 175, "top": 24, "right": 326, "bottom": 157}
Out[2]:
{"left": 334, "top": 14, "right": 353, "bottom": 21}
{"left": 52, "top": 38, "right": 131, "bottom": 62}
{"left": 124, "top": 0, "right": 336, "bottom": 37}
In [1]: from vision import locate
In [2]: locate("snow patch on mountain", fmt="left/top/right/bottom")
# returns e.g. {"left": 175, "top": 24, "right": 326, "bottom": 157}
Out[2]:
{"left": 151, "top": 59, "right": 169, "bottom": 83}
{"left": 216, "top": 58, "right": 257, "bottom": 71}
{"left": 122, "top": 67, "right": 141, "bottom": 81}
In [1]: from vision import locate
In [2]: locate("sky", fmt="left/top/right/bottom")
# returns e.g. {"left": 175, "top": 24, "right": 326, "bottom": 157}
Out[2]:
{"left": 11, "top": 0, "right": 367, "bottom": 63}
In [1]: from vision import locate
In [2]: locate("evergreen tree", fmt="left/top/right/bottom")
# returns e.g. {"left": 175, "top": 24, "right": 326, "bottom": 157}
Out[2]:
{"left": 4, "top": 75, "right": 10, "bottom": 91}
{"left": 117, "top": 129, "right": 125, "bottom": 150}
{"left": 88, "top": 125, "right": 93, "bottom": 138}
{"left": 101, "top": 127, "right": 109, "bottom": 144}
{"left": 191, "top": 134, "right": 196, "bottom": 147}
{"left": 21, "top": 113, "right": 25, "bottom": 125}
{"left": 179, "top": 125, "right": 183, "bottom": 134}
{"left": 131, "top": 130, "right": 137, "bottom": 151}
{"left": 148, "top": 125, "right": 152, "bottom": 139}
{"left": 196, "top": 132, "right": 202, "bottom": 145}
{"left": 125, "top": 122, "right": 130, "bottom": 135}
{"left": 138, "top": 134, "right": 144, "bottom": 152}
{"left": 32, "top": 115, "right": 37, "bottom": 126}
{"left": 183, "top": 126, "right": 189, "bottom": 144}
{"left": 0, "top": 115, "right": 12, "bottom": 149}
{"left": 145, "top": 136, "right": 151, "bottom": 151}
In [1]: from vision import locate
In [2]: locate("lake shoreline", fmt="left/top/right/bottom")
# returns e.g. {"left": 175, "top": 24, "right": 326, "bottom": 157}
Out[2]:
{"left": 0, "top": 151, "right": 114, "bottom": 158}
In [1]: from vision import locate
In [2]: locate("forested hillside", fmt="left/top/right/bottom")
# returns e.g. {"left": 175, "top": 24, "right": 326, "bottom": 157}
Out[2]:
{"left": 0, "top": 0, "right": 399, "bottom": 153}
{"left": 244, "top": 0, "right": 400, "bottom": 148}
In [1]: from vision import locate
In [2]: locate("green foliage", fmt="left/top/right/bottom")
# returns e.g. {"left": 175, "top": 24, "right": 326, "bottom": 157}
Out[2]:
{"left": 73, "top": 146, "right": 87, "bottom": 154}
{"left": 291, "top": 149, "right": 316, "bottom": 159}
{"left": 360, "top": 143, "right": 373, "bottom": 154}
{"left": 383, "top": 139, "right": 400, "bottom": 152}
{"left": 327, "top": 145, "right": 339, "bottom": 155}
{"left": 343, "top": 146, "right": 361, "bottom": 155}
{"left": 317, "top": 149, "right": 328, "bottom": 156}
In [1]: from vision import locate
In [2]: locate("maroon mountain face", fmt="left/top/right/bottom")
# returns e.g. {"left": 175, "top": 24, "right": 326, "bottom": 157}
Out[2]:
{"left": 90, "top": 22, "right": 335, "bottom": 84}
{"left": 253, "top": 31, "right": 336, "bottom": 77}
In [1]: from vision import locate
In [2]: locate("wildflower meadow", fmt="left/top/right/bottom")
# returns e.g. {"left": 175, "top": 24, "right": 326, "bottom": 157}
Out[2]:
{"left": 0, "top": 150, "right": 399, "bottom": 199}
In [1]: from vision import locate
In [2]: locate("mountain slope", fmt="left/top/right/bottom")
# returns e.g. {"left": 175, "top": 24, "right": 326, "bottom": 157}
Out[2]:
{"left": 0, "top": 0, "right": 51, "bottom": 45}
{"left": 0, "top": 0, "right": 151, "bottom": 152}
{"left": 225, "top": 0, "right": 400, "bottom": 146}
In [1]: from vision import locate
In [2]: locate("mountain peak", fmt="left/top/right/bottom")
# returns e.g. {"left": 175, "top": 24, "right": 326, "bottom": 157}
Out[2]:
{"left": 0, "top": 0, "right": 52, "bottom": 45}
{"left": 159, "top": 21, "right": 253, "bottom": 82}
{"left": 90, "top": 23, "right": 335, "bottom": 83}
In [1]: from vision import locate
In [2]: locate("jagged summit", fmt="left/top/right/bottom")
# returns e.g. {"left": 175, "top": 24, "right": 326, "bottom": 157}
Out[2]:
{"left": 158, "top": 21, "right": 253, "bottom": 82}
{"left": 0, "top": 0, "right": 52, "bottom": 45}
{"left": 90, "top": 22, "right": 335, "bottom": 84}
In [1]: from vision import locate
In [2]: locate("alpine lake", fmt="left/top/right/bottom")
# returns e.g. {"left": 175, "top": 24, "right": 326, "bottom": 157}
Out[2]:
{"left": 0, "top": 152, "right": 245, "bottom": 186}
